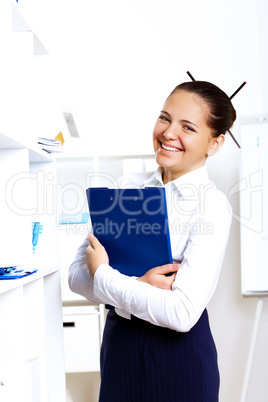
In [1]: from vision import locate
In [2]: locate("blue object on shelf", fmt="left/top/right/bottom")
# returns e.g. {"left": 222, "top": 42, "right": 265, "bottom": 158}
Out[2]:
{"left": 32, "top": 222, "right": 43, "bottom": 254}
{"left": 58, "top": 212, "right": 90, "bottom": 225}
{"left": 0, "top": 266, "right": 37, "bottom": 280}
{"left": 0, "top": 222, "right": 43, "bottom": 280}
{"left": 0, "top": 266, "right": 16, "bottom": 275}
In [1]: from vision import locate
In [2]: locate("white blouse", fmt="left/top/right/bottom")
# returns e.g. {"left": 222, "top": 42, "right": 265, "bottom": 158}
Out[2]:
{"left": 68, "top": 165, "right": 232, "bottom": 332}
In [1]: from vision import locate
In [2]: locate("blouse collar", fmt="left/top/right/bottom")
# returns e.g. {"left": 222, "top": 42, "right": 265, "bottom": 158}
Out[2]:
{"left": 143, "top": 165, "right": 210, "bottom": 199}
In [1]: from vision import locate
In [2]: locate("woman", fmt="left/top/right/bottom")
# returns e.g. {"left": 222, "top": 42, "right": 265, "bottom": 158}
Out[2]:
{"left": 69, "top": 79, "right": 236, "bottom": 401}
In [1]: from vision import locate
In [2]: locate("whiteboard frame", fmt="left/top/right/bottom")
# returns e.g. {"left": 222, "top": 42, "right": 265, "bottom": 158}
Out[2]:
{"left": 239, "top": 115, "right": 268, "bottom": 296}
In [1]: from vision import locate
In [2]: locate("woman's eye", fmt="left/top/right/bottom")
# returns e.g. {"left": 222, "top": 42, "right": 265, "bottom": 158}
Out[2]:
{"left": 159, "top": 115, "right": 169, "bottom": 122}
{"left": 184, "top": 125, "right": 195, "bottom": 132}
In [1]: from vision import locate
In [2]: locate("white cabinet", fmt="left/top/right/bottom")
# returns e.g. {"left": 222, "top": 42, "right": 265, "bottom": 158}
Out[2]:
{"left": 0, "top": 269, "right": 65, "bottom": 402}
{"left": 0, "top": 132, "right": 66, "bottom": 402}
{"left": 63, "top": 305, "right": 104, "bottom": 373}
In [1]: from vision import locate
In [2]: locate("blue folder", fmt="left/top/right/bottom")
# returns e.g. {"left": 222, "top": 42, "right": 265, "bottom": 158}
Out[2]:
{"left": 86, "top": 187, "right": 172, "bottom": 277}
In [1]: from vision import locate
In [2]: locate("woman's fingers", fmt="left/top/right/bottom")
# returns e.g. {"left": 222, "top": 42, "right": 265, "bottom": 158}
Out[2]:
{"left": 86, "top": 235, "right": 109, "bottom": 279}
{"left": 137, "top": 263, "right": 180, "bottom": 289}
{"left": 155, "top": 263, "right": 180, "bottom": 275}
{"left": 88, "top": 234, "right": 101, "bottom": 249}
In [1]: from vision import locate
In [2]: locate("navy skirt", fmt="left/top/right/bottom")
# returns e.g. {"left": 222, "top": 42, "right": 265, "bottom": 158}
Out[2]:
{"left": 99, "top": 309, "right": 219, "bottom": 402}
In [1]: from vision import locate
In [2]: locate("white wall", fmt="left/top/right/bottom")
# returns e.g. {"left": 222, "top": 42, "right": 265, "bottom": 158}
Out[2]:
{"left": 258, "top": 0, "right": 268, "bottom": 112}
{"left": 16, "top": 0, "right": 263, "bottom": 154}
{"left": 50, "top": 0, "right": 262, "bottom": 157}
{"left": 3, "top": 0, "right": 268, "bottom": 401}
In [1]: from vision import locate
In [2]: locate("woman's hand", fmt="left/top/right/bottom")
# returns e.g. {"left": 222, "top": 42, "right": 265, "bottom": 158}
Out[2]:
{"left": 137, "top": 264, "right": 180, "bottom": 290}
{"left": 86, "top": 235, "right": 109, "bottom": 279}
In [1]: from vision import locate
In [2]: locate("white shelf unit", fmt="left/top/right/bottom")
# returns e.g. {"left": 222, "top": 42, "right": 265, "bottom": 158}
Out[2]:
{"left": 0, "top": 132, "right": 66, "bottom": 402}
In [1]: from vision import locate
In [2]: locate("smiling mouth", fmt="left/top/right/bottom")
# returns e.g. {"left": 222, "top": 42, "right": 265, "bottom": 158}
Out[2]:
{"left": 161, "top": 142, "right": 182, "bottom": 152}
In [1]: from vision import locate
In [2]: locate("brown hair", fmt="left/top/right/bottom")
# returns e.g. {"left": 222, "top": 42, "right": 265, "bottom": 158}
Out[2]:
{"left": 169, "top": 81, "right": 236, "bottom": 138}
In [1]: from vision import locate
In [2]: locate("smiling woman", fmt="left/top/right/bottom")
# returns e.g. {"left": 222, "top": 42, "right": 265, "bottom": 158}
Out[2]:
{"left": 153, "top": 82, "right": 236, "bottom": 183}
{"left": 69, "top": 76, "right": 237, "bottom": 402}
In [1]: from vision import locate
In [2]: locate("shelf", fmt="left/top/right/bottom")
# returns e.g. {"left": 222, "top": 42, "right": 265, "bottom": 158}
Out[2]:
{"left": 0, "top": 268, "right": 66, "bottom": 401}
{"left": 0, "top": 3, "right": 65, "bottom": 398}
{"left": 11, "top": 0, "right": 49, "bottom": 55}
{"left": 0, "top": 266, "right": 60, "bottom": 295}
{"left": 28, "top": 146, "right": 54, "bottom": 163}
{"left": 0, "top": 131, "right": 24, "bottom": 149}
{"left": 0, "top": 131, "right": 54, "bottom": 163}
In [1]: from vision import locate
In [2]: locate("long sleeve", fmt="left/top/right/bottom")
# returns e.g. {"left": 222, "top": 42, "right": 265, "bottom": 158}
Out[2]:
{"left": 92, "top": 189, "right": 232, "bottom": 332}
{"left": 68, "top": 235, "right": 104, "bottom": 304}
{"left": 69, "top": 166, "right": 232, "bottom": 332}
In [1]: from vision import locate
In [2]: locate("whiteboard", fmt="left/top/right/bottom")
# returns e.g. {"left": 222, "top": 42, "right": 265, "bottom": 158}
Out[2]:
{"left": 239, "top": 117, "right": 268, "bottom": 295}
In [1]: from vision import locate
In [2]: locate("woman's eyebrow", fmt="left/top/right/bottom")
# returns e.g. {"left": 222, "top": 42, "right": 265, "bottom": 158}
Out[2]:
{"left": 160, "top": 110, "right": 170, "bottom": 116}
{"left": 181, "top": 119, "right": 199, "bottom": 128}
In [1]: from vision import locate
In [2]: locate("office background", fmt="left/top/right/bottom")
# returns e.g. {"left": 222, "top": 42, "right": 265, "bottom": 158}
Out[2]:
{"left": 1, "top": 0, "right": 268, "bottom": 401}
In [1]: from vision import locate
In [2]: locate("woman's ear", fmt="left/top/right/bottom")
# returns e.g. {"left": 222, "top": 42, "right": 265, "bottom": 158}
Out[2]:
{"left": 207, "top": 134, "right": 225, "bottom": 157}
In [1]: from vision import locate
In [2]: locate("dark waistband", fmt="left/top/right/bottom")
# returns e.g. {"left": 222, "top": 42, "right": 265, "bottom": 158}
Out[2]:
{"left": 105, "top": 304, "right": 115, "bottom": 311}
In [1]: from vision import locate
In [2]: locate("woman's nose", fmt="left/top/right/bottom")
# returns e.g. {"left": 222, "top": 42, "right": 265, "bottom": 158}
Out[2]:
{"left": 163, "top": 126, "right": 179, "bottom": 140}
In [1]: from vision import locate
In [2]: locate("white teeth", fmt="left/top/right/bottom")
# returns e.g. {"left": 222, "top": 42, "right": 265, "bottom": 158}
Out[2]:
{"left": 162, "top": 143, "right": 180, "bottom": 152}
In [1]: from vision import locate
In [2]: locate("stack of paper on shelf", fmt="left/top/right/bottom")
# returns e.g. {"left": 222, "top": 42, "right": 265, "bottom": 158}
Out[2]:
{"left": 37, "top": 137, "right": 64, "bottom": 153}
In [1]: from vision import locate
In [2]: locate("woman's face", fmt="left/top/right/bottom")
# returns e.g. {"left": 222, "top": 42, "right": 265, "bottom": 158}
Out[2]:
{"left": 153, "top": 90, "right": 224, "bottom": 184}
